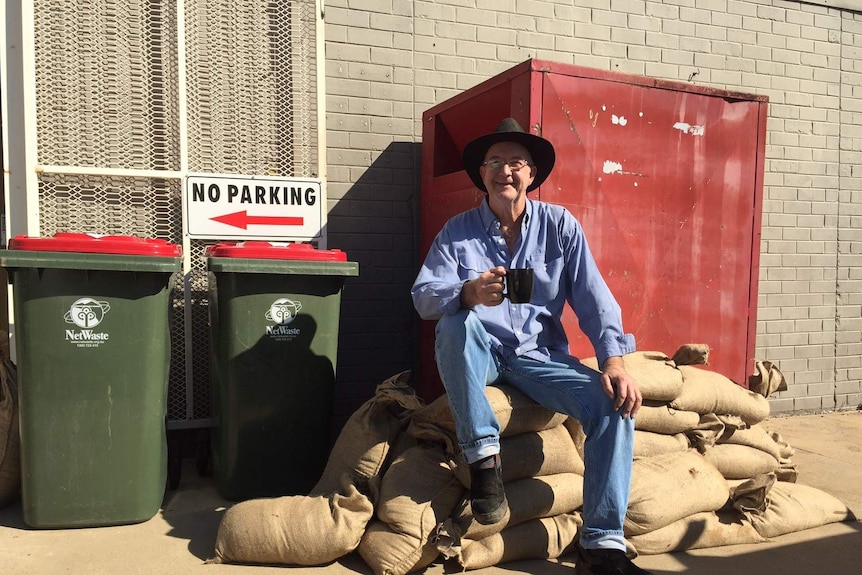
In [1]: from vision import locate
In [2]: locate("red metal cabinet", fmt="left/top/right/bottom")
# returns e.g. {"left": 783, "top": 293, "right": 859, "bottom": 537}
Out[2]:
{"left": 418, "top": 59, "right": 768, "bottom": 402}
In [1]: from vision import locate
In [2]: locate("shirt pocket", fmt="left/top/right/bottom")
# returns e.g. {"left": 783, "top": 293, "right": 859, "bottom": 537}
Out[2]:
{"left": 527, "top": 250, "right": 562, "bottom": 303}
{"left": 458, "top": 253, "right": 496, "bottom": 280}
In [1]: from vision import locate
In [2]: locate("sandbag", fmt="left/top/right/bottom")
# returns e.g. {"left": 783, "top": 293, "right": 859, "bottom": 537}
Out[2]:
{"left": 452, "top": 473, "right": 585, "bottom": 542}
{"left": 360, "top": 520, "right": 442, "bottom": 575}
{"left": 733, "top": 478, "right": 856, "bottom": 538}
{"left": 455, "top": 512, "right": 583, "bottom": 570}
{"left": 408, "top": 384, "right": 567, "bottom": 448}
{"left": 310, "top": 370, "right": 422, "bottom": 501}
{"left": 581, "top": 351, "right": 684, "bottom": 402}
{"left": 376, "top": 443, "right": 464, "bottom": 529}
{"left": 671, "top": 365, "right": 770, "bottom": 425}
{"left": 361, "top": 442, "right": 464, "bottom": 575}
{"left": 720, "top": 424, "right": 790, "bottom": 462}
{"left": 626, "top": 450, "right": 730, "bottom": 536}
{"left": 213, "top": 481, "right": 374, "bottom": 566}
{"left": 686, "top": 413, "right": 726, "bottom": 453}
{"left": 747, "top": 360, "right": 787, "bottom": 398}
{"left": 633, "top": 430, "right": 690, "bottom": 458}
{"left": 729, "top": 472, "right": 775, "bottom": 513}
{"left": 0, "top": 357, "right": 20, "bottom": 508}
{"left": 634, "top": 402, "right": 701, "bottom": 435}
{"left": 670, "top": 343, "right": 710, "bottom": 366}
{"left": 451, "top": 424, "right": 584, "bottom": 489}
{"left": 702, "top": 444, "right": 779, "bottom": 480}
{"left": 629, "top": 510, "right": 765, "bottom": 555}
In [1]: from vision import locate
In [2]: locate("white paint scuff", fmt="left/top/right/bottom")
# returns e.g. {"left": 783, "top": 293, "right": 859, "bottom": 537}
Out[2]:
{"left": 603, "top": 160, "right": 623, "bottom": 174}
{"left": 673, "top": 122, "right": 705, "bottom": 136}
{"left": 611, "top": 114, "right": 628, "bottom": 126}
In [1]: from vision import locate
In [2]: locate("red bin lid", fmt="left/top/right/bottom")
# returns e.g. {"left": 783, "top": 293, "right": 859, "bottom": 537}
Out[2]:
{"left": 8, "top": 233, "right": 182, "bottom": 257}
{"left": 206, "top": 241, "right": 347, "bottom": 262}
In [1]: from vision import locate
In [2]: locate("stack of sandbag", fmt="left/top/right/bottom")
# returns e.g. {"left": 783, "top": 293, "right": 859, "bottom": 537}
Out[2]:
{"left": 212, "top": 350, "right": 856, "bottom": 570}
{"left": 212, "top": 371, "right": 423, "bottom": 566}
{"left": 585, "top": 344, "right": 855, "bottom": 555}
{"left": 0, "top": 356, "right": 20, "bottom": 509}
{"left": 357, "top": 384, "right": 586, "bottom": 574}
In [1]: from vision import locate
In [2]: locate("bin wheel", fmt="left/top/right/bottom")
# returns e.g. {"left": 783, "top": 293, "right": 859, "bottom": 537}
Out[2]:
{"left": 167, "top": 432, "right": 183, "bottom": 490}
{"left": 195, "top": 428, "right": 212, "bottom": 477}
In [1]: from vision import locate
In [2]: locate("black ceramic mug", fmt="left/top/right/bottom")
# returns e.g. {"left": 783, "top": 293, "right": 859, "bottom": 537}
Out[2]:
{"left": 504, "top": 268, "right": 534, "bottom": 304}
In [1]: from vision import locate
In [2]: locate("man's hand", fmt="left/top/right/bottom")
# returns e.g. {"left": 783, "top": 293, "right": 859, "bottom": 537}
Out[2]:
{"left": 461, "top": 267, "right": 507, "bottom": 308}
{"left": 600, "top": 356, "right": 642, "bottom": 419}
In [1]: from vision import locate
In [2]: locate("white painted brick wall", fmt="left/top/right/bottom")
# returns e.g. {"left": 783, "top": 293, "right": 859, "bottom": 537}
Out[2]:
{"left": 325, "top": 0, "right": 862, "bottom": 415}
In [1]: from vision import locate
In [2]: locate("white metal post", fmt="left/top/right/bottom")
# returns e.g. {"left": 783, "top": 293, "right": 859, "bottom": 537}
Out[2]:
{"left": 3, "top": 0, "right": 40, "bottom": 238}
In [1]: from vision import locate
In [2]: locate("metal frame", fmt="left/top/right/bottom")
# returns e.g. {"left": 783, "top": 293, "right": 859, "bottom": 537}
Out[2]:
{"left": 2, "top": 0, "right": 328, "bottom": 427}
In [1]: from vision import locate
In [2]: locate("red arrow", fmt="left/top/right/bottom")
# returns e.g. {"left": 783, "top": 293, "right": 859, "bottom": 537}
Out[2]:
{"left": 211, "top": 211, "right": 304, "bottom": 230}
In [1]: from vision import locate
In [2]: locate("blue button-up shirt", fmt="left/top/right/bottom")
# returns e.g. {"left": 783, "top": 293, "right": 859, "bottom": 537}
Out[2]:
{"left": 411, "top": 198, "right": 635, "bottom": 367}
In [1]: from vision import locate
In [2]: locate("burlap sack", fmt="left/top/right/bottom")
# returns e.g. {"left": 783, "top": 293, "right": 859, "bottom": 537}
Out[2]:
{"left": 747, "top": 360, "right": 787, "bottom": 398}
{"left": 702, "top": 444, "right": 779, "bottom": 480}
{"left": 626, "top": 450, "right": 730, "bottom": 536}
{"left": 581, "top": 351, "right": 684, "bottom": 402}
{"left": 729, "top": 472, "right": 775, "bottom": 514}
{"left": 719, "top": 424, "right": 790, "bottom": 462}
{"left": 686, "top": 413, "right": 726, "bottom": 453}
{"left": 212, "top": 481, "right": 374, "bottom": 566}
{"left": 360, "top": 442, "right": 464, "bottom": 575}
{"left": 376, "top": 443, "right": 464, "bottom": 528}
{"left": 360, "top": 520, "right": 441, "bottom": 575}
{"left": 451, "top": 424, "right": 584, "bottom": 489}
{"left": 408, "top": 384, "right": 567, "bottom": 447}
{"left": 310, "top": 370, "right": 422, "bottom": 501}
{"left": 671, "top": 365, "right": 770, "bottom": 425}
{"left": 453, "top": 473, "right": 585, "bottom": 542}
{"left": 733, "top": 477, "right": 856, "bottom": 538}
{"left": 634, "top": 402, "right": 701, "bottom": 435}
{"left": 456, "top": 512, "right": 583, "bottom": 570}
{"left": 761, "top": 430, "right": 798, "bottom": 482}
{"left": 633, "top": 430, "right": 690, "bottom": 458}
{"left": 670, "top": 343, "right": 711, "bottom": 366}
{"left": 0, "top": 356, "right": 20, "bottom": 508}
{"left": 629, "top": 510, "right": 765, "bottom": 555}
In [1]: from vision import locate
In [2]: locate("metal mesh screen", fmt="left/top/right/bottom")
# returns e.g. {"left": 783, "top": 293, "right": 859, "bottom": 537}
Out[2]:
{"left": 37, "top": 174, "right": 182, "bottom": 240}
{"left": 31, "top": 0, "right": 320, "bottom": 426}
{"left": 184, "top": 0, "right": 319, "bottom": 178}
{"left": 34, "top": 0, "right": 182, "bottom": 170}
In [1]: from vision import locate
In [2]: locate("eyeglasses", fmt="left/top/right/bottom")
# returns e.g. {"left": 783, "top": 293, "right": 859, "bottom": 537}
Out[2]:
{"left": 481, "top": 158, "right": 533, "bottom": 171}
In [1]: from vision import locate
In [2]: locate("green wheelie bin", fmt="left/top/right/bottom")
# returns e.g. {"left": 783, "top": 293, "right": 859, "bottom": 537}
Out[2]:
{"left": 206, "top": 242, "right": 358, "bottom": 501}
{"left": 0, "top": 233, "right": 181, "bottom": 528}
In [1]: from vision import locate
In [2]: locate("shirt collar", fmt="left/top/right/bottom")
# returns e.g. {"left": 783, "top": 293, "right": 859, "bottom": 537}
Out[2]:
{"left": 479, "top": 197, "right": 533, "bottom": 235}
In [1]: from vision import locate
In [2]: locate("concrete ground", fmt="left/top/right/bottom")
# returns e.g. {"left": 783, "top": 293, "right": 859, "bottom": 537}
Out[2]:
{"left": 1, "top": 411, "right": 860, "bottom": 575}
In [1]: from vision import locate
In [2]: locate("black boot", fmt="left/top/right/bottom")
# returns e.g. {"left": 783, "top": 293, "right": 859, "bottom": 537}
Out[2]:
{"left": 574, "top": 545, "right": 653, "bottom": 575}
{"left": 469, "top": 454, "right": 508, "bottom": 525}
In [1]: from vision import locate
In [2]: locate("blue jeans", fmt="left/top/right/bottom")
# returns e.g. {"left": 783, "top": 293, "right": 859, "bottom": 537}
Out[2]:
{"left": 435, "top": 309, "right": 634, "bottom": 551}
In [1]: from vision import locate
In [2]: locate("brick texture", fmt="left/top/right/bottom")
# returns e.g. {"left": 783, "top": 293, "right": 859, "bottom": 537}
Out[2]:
{"left": 325, "top": 0, "right": 862, "bottom": 422}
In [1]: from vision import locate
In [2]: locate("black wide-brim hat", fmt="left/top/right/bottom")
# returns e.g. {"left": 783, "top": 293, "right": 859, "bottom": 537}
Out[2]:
{"left": 461, "top": 117, "right": 556, "bottom": 193}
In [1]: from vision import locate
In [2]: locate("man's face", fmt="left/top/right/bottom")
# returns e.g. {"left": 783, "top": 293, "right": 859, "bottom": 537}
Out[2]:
{"left": 480, "top": 141, "right": 536, "bottom": 199}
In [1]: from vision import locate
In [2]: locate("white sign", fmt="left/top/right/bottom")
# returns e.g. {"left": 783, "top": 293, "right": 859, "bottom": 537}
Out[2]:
{"left": 184, "top": 174, "right": 324, "bottom": 240}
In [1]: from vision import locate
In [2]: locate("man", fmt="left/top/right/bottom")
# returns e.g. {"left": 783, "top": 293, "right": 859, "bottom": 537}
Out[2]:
{"left": 411, "top": 118, "right": 651, "bottom": 575}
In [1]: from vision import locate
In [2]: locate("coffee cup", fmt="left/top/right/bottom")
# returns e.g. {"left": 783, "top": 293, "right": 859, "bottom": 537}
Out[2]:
{"left": 504, "top": 268, "right": 534, "bottom": 304}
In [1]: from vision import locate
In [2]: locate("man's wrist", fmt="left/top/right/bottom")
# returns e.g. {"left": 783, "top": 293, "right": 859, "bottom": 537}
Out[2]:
{"left": 602, "top": 355, "right": 624, "bottom": 371}
{"left": 459, "top": 280, "right": 474, "bottom": 309}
